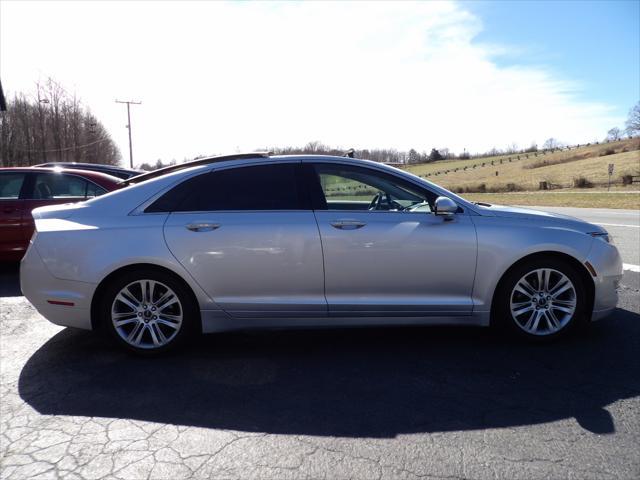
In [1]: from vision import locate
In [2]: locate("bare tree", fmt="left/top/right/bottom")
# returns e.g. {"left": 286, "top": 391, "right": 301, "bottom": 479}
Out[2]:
{"left": 625, "top": 102, "right": 640, "bottom": 137}
{"left": 506, "top": 143, "right": 519, "bottom": 154}
{"left": 606, "top": 127, "right": 622, "bottom": 141}
{"left": 543, "top": 138, "right": 560, "bottom": 150}
{"left": 0, "top": 78, "right": 121, "bottom": 167}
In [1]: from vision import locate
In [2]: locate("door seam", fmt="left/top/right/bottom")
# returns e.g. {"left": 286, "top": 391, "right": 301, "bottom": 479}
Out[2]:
{"left": 162, "top": 212, "right": 227, "bottom": 313}
{"left": 311, "top": 209, "right": 330, "bottom": 314}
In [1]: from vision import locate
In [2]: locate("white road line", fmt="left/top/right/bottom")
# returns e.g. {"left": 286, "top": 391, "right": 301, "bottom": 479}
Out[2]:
{"left": 596, "top": 223, "right": 640, "bottom": 228}
{"left": 623, "top": 264, "right": 640, "bottom": 273}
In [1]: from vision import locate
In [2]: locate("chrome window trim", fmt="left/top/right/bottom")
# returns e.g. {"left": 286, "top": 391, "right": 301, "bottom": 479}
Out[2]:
{"left": 169, "top": 209, "right": 314, "bottom": 215}
{"left": 131, "top": 157, "right": 478, "bottom": 216}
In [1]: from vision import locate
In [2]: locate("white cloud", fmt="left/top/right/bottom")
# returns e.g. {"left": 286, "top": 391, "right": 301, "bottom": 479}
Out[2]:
{"left": 0, "top": 0, "right": 622, "bottom": 166}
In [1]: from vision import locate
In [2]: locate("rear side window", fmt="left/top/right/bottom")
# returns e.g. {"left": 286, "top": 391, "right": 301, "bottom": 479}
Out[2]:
{"left": 146, "top": 163, "right": 306, "bottom": 213}
{"left": 0, "top": 173, "right": 26, "bottom": 199}
{"left": 30, "top": 173, "right": 106, "bottom": 199}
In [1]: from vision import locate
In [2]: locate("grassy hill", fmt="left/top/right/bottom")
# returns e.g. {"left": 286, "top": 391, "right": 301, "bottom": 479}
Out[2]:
{"left": 404, "top": 138, "right": 640, "bottom": 194}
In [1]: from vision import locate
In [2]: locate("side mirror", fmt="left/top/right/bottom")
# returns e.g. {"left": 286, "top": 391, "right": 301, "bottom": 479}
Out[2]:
{"left": 434, "top": 196, "right": 457, "bottom": 215}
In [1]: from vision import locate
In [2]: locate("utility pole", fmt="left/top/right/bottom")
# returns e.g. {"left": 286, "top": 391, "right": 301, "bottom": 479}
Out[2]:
{"left": 115, "top": 99, "right": 141, "bottom": 168}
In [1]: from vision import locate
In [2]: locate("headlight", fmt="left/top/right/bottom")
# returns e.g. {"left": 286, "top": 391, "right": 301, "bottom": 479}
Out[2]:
{"left": 589, "top": 231, "right": 613, "bottom": 244}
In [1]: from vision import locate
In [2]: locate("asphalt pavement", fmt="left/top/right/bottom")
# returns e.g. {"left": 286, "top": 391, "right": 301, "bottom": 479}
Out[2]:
{"left": 1, "top": 207, "right": 639, "bottom": 480}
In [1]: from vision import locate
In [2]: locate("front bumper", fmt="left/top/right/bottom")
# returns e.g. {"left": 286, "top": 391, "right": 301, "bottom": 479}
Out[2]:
{"left": 585, "top": 239, "right": 623, "bottom": 321}
{"left": 20, "top": 243, "right": 96, "bottom": 330}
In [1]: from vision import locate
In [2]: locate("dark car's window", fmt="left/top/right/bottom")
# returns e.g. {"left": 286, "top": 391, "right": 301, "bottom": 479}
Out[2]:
{"left": 312, "top": 164, "right": 436, "bottom": 212}
{"left": 85, "top": 181, "right": 107, "bottom": 198}
{"left": 30, "top": 173, "right": 106, "bottom": 199}
{"left": 0, "top": 173, "right": 26, "bottom": 199}
{"left": 147, "top": 163, "right": 306, "bottom": 213}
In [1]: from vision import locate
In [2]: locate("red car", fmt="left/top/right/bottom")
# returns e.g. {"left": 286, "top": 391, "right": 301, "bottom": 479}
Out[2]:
{"left": 0, "top": 167, "right": 122, "bottom": 262}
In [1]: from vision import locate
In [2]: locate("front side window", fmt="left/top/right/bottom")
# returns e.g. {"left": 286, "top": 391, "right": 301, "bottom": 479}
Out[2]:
{"left": 0, "top": 173, "right": 26, "bottom": 199}
{"left": 147, "top": 163, "right": 306, "bottom": 213}
{"left": 313, "top": 164, "right": 435, "bottom": 212}
{"left": 31, "top": 173, "right": 105, "bottom": 199}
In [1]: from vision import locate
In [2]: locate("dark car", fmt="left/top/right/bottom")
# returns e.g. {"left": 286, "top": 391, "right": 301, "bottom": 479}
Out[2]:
{"left": 0, "top": 167, "right": 121, "bottom": 261}
{"left": 35, "top": 162, "right": 142, "bottom": 180}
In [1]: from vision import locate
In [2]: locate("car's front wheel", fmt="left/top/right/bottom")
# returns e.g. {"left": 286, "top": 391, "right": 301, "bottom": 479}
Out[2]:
{"left": 99, "top": 269, "right": 197, "bottom": 354}
{"left": 495, "top": 258, "right": 588, "bottom": 340}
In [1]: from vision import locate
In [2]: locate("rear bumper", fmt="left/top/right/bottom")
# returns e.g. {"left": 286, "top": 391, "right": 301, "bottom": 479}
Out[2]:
{"left": 20, "top": 243, "right": 95, "bottom": 330}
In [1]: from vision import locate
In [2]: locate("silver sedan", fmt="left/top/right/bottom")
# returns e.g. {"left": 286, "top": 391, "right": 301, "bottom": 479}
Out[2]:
{"left": 20, "top": 153, "right": 623, "bottom": 354}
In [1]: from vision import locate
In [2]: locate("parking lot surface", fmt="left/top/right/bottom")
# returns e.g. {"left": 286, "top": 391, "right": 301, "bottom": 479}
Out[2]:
{"left": 1, "top": 262, "right": 639, "bottom": 480}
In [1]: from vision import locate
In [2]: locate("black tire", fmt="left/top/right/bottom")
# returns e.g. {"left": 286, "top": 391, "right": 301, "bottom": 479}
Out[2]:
{"left": 493, "top": 257, "right": 588, "bottom": 341}
{"left": 98, "top": 268, "right": 199, "bottom": 355}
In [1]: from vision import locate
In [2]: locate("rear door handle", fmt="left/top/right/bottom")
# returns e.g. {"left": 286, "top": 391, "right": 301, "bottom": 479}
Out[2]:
{"left": 186, "top": 222, "right": 220, "bottom": 232}
{"left": 330, "top": 220, "right": 367, "bottom": 230}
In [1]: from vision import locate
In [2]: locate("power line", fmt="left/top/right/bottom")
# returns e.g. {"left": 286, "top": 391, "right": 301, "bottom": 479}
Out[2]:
{"left": 115, "top": 99, "right": 141, "bottom": 168}
{"left": 12, "top": 135, "right": 113, "bottom": 153}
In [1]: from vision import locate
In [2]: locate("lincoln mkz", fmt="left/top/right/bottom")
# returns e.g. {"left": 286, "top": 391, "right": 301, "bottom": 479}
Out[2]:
{"left": 20, "top": 153, "right": 622, "bottom": 353}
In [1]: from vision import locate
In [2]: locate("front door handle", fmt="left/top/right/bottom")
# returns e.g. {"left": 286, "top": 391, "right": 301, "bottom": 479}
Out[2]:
{"left": 330, "top": 220, "right": 367, "bottom": 230}
{"left": 186, "top": 222, "right": 220, "bottom": 232}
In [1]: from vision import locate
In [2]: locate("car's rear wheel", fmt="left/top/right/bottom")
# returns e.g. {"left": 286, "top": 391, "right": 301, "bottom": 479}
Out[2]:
{"left": 99, "top": 269, "right": 197, "bottom": 354}
{"left": 494, "top": 258, "right": 588, "bottom": 340}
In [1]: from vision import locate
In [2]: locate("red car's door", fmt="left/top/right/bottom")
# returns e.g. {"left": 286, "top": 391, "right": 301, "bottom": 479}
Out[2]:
{"left": 0, "top": 172, "right": 28, "bottom": 261}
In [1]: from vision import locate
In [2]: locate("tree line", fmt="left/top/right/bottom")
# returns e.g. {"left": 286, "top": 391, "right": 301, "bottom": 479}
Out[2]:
{"left": 0, "top": 78, "right": 121, "bottom": 167}
{"left": 268, "top": 141, "right": 450, "bottom": 164}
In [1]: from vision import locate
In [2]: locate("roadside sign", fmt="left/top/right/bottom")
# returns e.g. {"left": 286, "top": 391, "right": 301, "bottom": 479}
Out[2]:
{"left": 608, "top": 163, "right": 614, "bottom": 175}
{"left": 608, "top": 163, "right": 614, "bottom": 191}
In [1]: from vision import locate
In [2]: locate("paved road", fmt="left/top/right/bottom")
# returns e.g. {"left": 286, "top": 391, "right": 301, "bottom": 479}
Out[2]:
{"left": 1, "top": 217, "right": 639, "bottom": 479}
{"left": 521, "top": 206, "right": 640, "bottom": 268}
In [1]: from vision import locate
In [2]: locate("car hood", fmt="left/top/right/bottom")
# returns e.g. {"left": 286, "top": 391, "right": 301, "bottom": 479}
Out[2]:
{"left": 477, "top": 204, "right": 606, "bottom": 234}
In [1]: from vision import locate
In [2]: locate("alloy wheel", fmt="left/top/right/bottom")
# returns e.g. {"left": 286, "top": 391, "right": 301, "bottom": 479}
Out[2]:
{"left": 510, "top": 268, "right": 577, "bottom": 336}
{"left": 111, "top": 279, "right": 183, "bottom": 349}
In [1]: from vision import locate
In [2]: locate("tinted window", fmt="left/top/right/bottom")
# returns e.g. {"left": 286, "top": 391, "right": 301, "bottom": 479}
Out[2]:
{"left": 146, "top": 174, "right": 206, "bottom": 213}
{"left": 0, "top": 173, "right": 26, "bottom": 199}
{"left": 31, "top": 173, "right": 104, "bottom": 199}
{"left": 147, "top": 163, "right": 306, "bottom": 212}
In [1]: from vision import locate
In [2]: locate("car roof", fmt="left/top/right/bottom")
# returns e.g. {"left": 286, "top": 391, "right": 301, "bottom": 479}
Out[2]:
{"left": 120, "top": 152, "right": 272, "bottom": 185}
{"left": 0, "top": 166, "right": 122, "bottom": 188}
{"left": 36, "top": 162, "right": 140, "bottom": 171}
{"left": 34, "top": 162, "right": 142, "bottom": 178}
{"left": 121, "top": 151, "right": 394, "bottom": 186}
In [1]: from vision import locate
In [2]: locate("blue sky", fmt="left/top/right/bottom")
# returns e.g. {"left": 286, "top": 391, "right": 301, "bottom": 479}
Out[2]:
{"left": 1, "top": 1, "right": 638, "bottom": 163}
{"left": 470, "top": 0, "right": 640, "bottom": 120}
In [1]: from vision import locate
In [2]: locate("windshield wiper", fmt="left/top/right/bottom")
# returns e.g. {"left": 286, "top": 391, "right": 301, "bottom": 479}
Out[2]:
{"left": 473, "top": 202, "right": 492, "bottom": 207}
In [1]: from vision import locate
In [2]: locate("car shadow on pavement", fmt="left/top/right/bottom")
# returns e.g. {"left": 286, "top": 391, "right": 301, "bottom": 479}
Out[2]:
{"left": 0, "top": 262, "right": 21, "bottom": 297}
{"left": 18, "top": 308, "right": 640, "bottom": 437}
